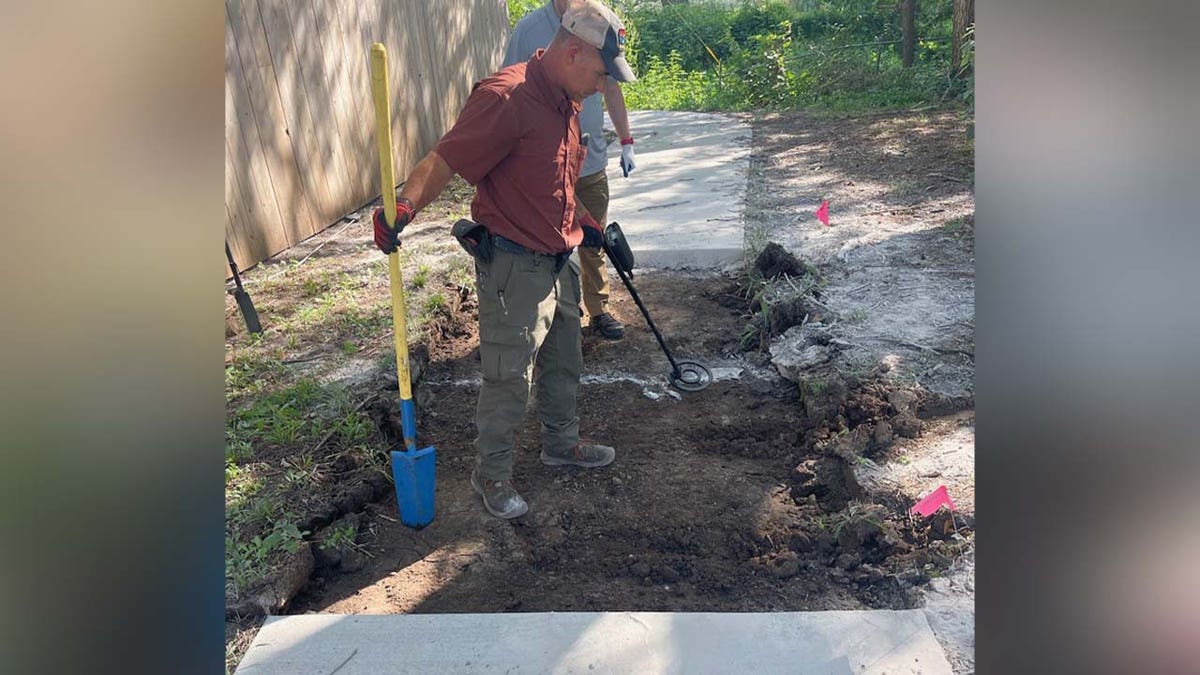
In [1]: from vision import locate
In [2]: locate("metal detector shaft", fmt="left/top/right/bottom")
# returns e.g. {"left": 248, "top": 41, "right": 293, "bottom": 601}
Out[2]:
{"left": 602, "top": 240, "right": 682, "bottom": 374}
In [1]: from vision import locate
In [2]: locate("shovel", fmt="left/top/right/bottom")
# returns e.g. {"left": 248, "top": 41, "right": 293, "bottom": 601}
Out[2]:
{"left": 370, "top": 43, "right": 435, "bottom": 528}
{"left": 225, "top": 241, "right": 262, "bottom": 334}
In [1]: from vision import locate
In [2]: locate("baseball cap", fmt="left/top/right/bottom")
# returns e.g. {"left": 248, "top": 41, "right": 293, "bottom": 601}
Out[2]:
{"left": 561, "top": 0, "right": 637, "bottom": 83}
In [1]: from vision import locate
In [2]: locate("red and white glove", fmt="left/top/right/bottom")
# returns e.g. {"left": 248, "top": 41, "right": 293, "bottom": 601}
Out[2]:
{"left": 619, "top": 137, "right": 636, "bottom": 177}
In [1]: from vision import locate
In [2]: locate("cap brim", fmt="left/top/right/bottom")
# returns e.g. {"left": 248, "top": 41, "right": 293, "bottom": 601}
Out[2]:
{"left": 605, "top": 55, "right": 636, "bottom": 83}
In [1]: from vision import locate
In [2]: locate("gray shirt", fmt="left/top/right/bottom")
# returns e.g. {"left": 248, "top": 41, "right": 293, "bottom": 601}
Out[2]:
{"left": 503, "top": 1, "right": 612, "bottom": 177}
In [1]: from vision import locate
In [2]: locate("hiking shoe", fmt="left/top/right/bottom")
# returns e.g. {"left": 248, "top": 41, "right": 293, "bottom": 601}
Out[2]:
{"left": 470, "top": 468, "right": 529, "bottom": 519}
{"left": 589, "top": 312, "right": 624, "bottom": 340}
{"left": 540, "top": 442, "right": 616, "bottom": 468}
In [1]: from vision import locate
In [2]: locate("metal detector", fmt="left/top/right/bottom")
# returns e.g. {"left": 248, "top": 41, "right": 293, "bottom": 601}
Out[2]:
{"left": 601, "top": 222, "right": 712, "bottom": 392}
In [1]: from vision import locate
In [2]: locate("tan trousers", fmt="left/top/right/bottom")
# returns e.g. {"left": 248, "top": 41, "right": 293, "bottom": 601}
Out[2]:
{"left": 574, "top": 170, "right": 612, "bottom": 318}
{"left": 474, "top": 247, "right": 583, "bottom": 481}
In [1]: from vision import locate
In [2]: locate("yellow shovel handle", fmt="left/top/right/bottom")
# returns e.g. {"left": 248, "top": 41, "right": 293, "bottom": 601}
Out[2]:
{"left": 369, "top": 44, "right": 414, "bottom": 406}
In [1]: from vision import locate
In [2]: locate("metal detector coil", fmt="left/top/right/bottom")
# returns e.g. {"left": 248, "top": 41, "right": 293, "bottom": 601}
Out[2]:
{"left": 671, "top": 360, "right": 713, "bottom": 392}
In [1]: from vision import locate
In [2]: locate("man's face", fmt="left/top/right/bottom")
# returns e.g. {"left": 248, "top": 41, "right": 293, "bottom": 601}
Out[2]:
{"left": 566, "top": 44, "right": 608, "bottom": 101}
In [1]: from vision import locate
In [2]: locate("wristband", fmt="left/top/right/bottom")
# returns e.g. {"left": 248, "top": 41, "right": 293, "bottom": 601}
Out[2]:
{"left": 620, "top": 137, "right": 634, "bottom": 146}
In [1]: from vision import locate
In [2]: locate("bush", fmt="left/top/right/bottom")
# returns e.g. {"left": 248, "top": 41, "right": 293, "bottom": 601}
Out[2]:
{"left": 617, "top": 0, "right": 965, "bottom": 113}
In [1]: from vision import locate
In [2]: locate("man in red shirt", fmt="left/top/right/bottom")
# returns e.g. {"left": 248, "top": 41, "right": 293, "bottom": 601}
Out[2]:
{"left": 371, "top": 0, "right": 636, "bottom": 519}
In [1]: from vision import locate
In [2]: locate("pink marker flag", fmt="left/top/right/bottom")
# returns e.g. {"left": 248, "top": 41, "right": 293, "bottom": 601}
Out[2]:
{"left": 815, "top": 200, "right": 830, "bottom": 226}
{"left": 910, "top": 485, "right": 956, "bottom": 518}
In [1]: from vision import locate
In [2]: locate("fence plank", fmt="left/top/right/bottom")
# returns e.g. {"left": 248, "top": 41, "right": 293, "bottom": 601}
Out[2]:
{"left": 259, "top": 0, "right": 336, "bottom": 235}
{"left": 412, "top": 2, "right": 452, "bottom": 148}
{"left": 230, "top": 0, "right": 318, "bottom": 249}
{"left": 321, "top": 0, "right": 372, "bottom": 202}
{"left": 374, "top": 0, "right": 430, "bottom": 180}
{"left": 226, "top": 7, "right": 281, "bottom": 267}
{"left": 288, "top": 0, "right": 356, "bottom": 221}
{"left": 226, "top": 21, "right": 254, "bottom": 270}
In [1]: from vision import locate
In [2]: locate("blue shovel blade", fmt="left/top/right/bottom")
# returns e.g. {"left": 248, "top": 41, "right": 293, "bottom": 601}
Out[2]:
{"left": 391, "top": 446, "right": 436, "bottom": 527}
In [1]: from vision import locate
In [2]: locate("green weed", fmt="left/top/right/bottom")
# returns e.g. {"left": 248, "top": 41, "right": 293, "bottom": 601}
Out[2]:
{"left": 226, "top": 444, "right": 253, "bottom": 469}
{"left": 334, "top": 412, "right": 373, "bottom": 445}
{"left": 799, "top": 377, "right": 827, "bottom": 399}
{"left": 320, "top": 523, "right": 358, "bottom": 551}
{"left": 448, "top": 257, "right": 475, "bottom": 291}
{"left": 230, "top": 378, "right": 326, "bottom": 446}
{"left": 410, "top": 264, "right": 430, "bottom": 291}
{"left": 225, "top": 520, "right": 308, "bottom": 599}
{"left": 424, "top": 293, "right": 445, "bottom": 314}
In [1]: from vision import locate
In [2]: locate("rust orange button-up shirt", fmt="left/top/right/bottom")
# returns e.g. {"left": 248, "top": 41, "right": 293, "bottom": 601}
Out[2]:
{"left": 435, "top": 50, "right": 587, "bottom": 255}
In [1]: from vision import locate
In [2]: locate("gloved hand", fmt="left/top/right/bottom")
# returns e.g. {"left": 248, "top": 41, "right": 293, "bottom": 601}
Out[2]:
{"left": 579, "top": 211, "right": 605, "bottom": 249}
{"left": 619, "top": 137, "right": 636, "bottom": 177}
{"left": 372, "top": 197, "right": 415, "bottom": 254}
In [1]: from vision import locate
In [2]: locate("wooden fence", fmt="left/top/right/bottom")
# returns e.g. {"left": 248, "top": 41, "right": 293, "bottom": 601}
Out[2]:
{"left": 225, "top": 0, "right": 509, "bottom": 270}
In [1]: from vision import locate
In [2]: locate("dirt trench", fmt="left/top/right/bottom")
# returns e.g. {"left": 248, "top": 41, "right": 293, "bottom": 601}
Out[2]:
{"left": 274, "top": 271, "right": 970, "bottom": 618}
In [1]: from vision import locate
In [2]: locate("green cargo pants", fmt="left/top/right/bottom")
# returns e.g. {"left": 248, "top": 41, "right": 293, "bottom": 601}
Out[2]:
{"left": 474, "top": 246, "right": 583, "bottom": 481}
{"left": 574, "top": 170, "right": 612, "bottom": 319}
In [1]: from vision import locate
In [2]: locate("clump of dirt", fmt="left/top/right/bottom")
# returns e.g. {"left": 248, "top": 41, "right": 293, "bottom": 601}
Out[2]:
{"left": 796, "top": 372, "right": 928, "bottom": 456}
{"left": 420, "top": 283, "right": 479, "bottom": 362}
{"left": 791, "top": 455, "right": 864, "bottom": 511}
{"left": 765, "top": 294, "right": 821, "bottom": 336}
{"left": 736, "top": 242, "right": 831, "bottom": 353}
{"left": 753, "top": 242, "right": 816, "bottom": 280}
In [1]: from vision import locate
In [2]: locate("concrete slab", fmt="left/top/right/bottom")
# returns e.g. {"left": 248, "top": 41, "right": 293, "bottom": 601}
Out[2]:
{"left": 235, "top": 610, "right": 951, "bottom": 674}
{"left": 605, "top": 111, "right": 751, "bottom": 269}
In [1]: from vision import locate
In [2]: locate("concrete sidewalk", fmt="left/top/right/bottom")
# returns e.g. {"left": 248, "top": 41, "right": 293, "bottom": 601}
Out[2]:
{"left": 604, "top": 111, "right": 751, "bottom": 270}
{"left": 236, "top": 610, "right": 951, "bottom": 674}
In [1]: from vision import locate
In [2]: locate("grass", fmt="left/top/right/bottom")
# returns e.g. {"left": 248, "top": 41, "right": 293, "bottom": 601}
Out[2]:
{"left": 409, "top": 264, "right": 430, "bottom": 290}
{"left": 423, "top": 293, "right": 445, "bottom": 314}
{"left": 940, "top": 215, "right": 974, "bottom": 239}
{"left": 828, "top": 501, "right": 888, "bottom": 541}
{"left": 224, "top": 173, "right": 483, "bottom": 675}
{"left": 447, "top": 257, "right": 474, "bottom": 291}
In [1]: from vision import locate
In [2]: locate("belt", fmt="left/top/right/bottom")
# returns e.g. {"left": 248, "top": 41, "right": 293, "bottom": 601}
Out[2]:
{"left": 491, "top": 233, "right": 572, "bottom": 273}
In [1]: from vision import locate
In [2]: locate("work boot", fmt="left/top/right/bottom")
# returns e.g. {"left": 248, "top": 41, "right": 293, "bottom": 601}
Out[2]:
{"left": 540, "top": 441, "right": 616, "bottom": 468}
{"left": 590, "top": 312, "right": 624, "bottom": 340}
{"left": 470, "top": 468, "right": 528, "bottom": 519}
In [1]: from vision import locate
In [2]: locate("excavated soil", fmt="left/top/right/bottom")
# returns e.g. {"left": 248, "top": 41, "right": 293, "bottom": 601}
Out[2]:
{"left": 288, "top": 273, "right": 968, "bottom": 617}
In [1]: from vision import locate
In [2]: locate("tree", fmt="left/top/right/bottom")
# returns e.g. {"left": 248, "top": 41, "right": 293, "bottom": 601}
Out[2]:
{"left": 900, "top": 0, "right": 916, "bottom": 68}
{"left": 951, "top": 0, "right": 974, "bottom": 74}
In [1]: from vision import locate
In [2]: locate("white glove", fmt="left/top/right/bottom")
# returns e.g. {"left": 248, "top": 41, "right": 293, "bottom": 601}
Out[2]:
{"left": 619, "top": 142, "right": 636, "bottom": 177}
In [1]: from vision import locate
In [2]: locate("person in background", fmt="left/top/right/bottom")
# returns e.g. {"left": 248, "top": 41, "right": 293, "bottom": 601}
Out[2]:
{"left": 371, "top": 0, "right": 637, "bottom": 519}
{"left": 504, "top": 0, "right": 637, "bottom": 341}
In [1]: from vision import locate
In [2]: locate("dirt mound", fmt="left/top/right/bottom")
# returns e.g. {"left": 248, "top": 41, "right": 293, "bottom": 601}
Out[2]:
{"left": 421, "top": 283, "right": 479, "bottom": 362}
{"left": 753, "top": 242, "right": 815, "bottom": 280}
